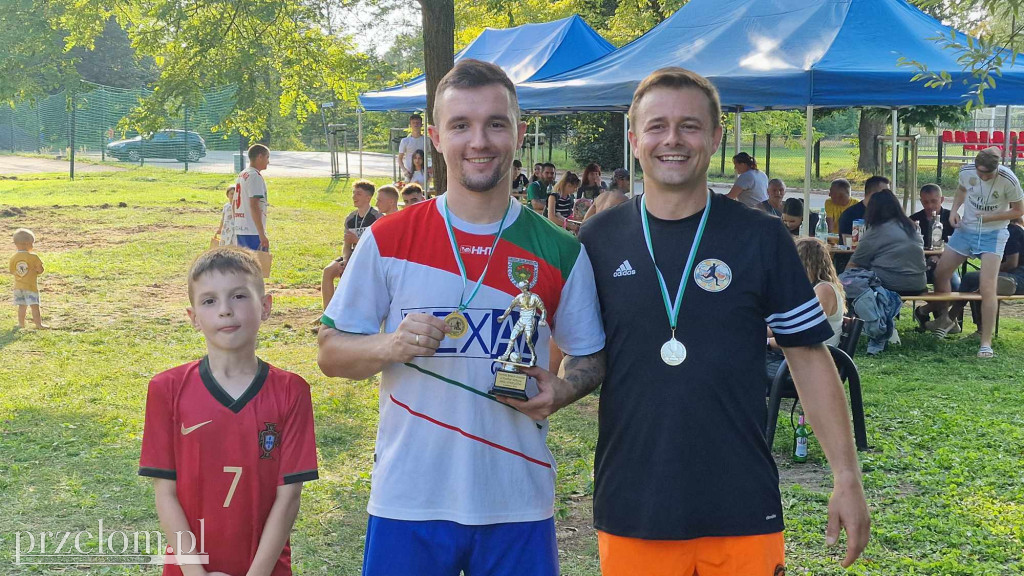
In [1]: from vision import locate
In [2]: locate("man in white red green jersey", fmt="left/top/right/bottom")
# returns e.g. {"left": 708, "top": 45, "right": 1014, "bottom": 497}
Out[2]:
{"left": 317, "top": 59, "right": 606, "bottom": 576}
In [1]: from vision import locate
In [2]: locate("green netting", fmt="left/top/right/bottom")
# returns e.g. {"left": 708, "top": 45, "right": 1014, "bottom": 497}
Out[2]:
{"left": 0, "top": 81, "right": 238, "bottom": 163}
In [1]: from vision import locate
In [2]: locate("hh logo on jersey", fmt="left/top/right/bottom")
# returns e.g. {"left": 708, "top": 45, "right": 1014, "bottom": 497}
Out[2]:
{"left": 460, "top": 245, "right": 492, "bottom": 256}
{"left": 507, "top": 257, "right": 539, "bottom": 289}
{"left": 404, "top": 307, "right": 540, "bottom": 363}
{"left": 15, "top": 262, "right": 28, "bottom": 277}
{"left": 259, "top": 423, "right": 279, "bottom": 459}
{"left": 694, "top": 259, "right": 732, "bottom": 292}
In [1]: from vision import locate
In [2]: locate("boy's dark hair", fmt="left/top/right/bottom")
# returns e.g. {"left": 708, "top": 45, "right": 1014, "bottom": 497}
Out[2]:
{"left": 188, "top": 245, "right": 266, "bottom": 303}
{"left": 248, "top": 144, "right": 270, "bottom": 162}
{"left": 402, "top": 183, "right": 424, "bottom": 196}
{"left": 433, "top": 59, "right": 519, "bottom": 123}
{"left": 513, "top": 159, "right": 522, "bottom": 168}
{"left": 188, "top": 247, "right": 265, "bottom": 304}
{"left": 410, "top": 113, "right": 422, "bottom": 123}
{"left": 353, "top": 180, "right": 376, "bottom": 195}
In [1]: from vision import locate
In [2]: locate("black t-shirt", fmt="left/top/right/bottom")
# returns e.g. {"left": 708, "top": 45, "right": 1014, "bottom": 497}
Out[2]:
{"left": 579, "top": 193, "right": 834, "bottom": 540}
{"left": 345, "top": 207, "right": 380, "bottom": 239}
{"left": 1004, "top": 222, "right": 1024, "bottom": 265}
{"left": 549, "top": 193, "right": 575, "bottom": 219}
{"left": 837, "top": 201, "right": 866, "bottom": 236}
{"left": 909, "top": 208, "right": 954, "bottom": 249}
{"left": 512, "top": 173, "right": 530, "bottom": 190}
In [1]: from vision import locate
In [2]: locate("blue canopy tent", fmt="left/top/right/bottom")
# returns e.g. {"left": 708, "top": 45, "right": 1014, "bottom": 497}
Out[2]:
{"left": 359, "top": 15, "right": 616, "bottom": 112}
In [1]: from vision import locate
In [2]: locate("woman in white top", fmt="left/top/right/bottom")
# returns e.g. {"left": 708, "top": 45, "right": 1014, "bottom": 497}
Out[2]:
{"left": 766, "top": 237, "right": 845, "bottom": 383}
{"left": 409, "top": 149, "right": 427, "bottom": 187}
{"left": 727, "top": 151, "right": 769, "bottom": 209}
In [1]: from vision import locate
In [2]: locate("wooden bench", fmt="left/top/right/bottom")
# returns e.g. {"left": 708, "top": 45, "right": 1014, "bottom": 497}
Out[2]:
{"left": 900, "top": 292, "right": 1024, "bottom": 335}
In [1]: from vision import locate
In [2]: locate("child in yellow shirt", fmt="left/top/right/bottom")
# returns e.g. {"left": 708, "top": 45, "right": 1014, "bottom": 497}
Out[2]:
{"left": 9, "top": 228, "right": 48, "bottom": 329}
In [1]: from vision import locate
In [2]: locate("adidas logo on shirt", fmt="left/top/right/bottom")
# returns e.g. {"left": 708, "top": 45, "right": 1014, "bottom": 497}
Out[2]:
{"left": 613, "top": 260, "right": 636, "bottom": 277}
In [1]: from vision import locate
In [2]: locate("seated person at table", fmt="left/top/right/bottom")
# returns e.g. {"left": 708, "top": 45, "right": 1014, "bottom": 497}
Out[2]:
{"left": 609, "top": 168, "right": 630, "bottom": 193}
{"left": 767, "top": 237, "right": 845, "bottom": 382}
{"left": 947, "top": 218, "right": 1024, "bottom": 335}
{"left": 781, "top": 197, "right": 820, "bottom": 236}
{"left": 825, "top": 178, "right": 854, "bottom": 232}
{"left": 527, "top": 162, "right": 556, "bottom": 213}
{"left": 847, "top": 189, "right": 927, "bottom": 296}
{"left": 578, "top": 163, "right": 606, "bottom": 200}
{"left": 401, "top": 183, "right": 425, "bottom": 206}
{"left": 909, "top": 183, "right": 959, "bottom": 295}
{"left": 838, "top": 175, "right": 890, "bottom": 237}
{"left": 548, "top": 171, "right": 580, "bottom": 229}
{"left": 512, "top": 159, "right": 530, "bottom": 192}
{"left": 759, "top": 178, "right": 786, "bottom": 217}
{"left": 726, "top": 152, "right": 768, "bottom": 208}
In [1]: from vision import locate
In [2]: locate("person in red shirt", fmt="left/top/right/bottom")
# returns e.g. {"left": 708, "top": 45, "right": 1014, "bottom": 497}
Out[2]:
{"left": 140, "top": 247, "right": 318, "bottom": 576}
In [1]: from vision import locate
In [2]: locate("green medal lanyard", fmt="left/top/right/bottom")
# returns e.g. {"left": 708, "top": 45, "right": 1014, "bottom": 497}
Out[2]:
{"left": 441, "top": 195, "right": 512, "bottom": 311}
{"left": 640, "top": 190, "right": 712, "bottom": 343}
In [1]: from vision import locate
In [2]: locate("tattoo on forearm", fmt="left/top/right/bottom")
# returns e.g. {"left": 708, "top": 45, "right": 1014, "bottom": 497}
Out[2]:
{"left": 560, "top": 349, "right": 606, "bottom": 402}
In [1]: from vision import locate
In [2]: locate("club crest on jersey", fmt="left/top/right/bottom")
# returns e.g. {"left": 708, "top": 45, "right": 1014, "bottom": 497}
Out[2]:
{"left": 969, "top": 176, "right": 978, "bottom": 186}
{"left": 258, "top": 423, "right": 279, "bottom": 459}
{"left": 694, "top": 259, "right": 732, "bottom": 292}
{"left": 507, "top": 257, "right": 539, "bottom": 289}
{"left": 15, "top": 262, "right": 28, "bottom": 277}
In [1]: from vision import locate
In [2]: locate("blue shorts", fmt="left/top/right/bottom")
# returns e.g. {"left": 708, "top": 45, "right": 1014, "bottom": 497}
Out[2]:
{"left": 362, "top": 515, "right": 558, "bottom": 576}
{"left": 235, "top": 234, "right": 264, "bottom": 251}
{"left": 13, "top": 289, "right": 39, "bottom": 306}
{"left": 947, "top": 227, "right": 1010, "bottom": 258}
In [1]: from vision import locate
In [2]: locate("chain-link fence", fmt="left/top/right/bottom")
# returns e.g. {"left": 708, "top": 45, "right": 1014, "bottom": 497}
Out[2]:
{"left": 0, "top": 81, "right": 239, "bottom": 175}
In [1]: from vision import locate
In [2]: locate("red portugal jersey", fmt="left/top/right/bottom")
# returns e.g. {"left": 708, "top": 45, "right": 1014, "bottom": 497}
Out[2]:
{"left": 139, "top": 358, "right": 318, "bottom": 576}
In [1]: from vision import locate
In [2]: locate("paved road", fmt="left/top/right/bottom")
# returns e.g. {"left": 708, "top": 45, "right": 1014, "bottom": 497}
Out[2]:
{"left": 1, "top": 150, "right": 401, "bottom": 179}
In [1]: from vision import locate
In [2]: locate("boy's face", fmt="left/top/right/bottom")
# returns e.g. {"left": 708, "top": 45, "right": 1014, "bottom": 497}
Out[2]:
{"left": 352, "top": 186, "right": 372, "bottom": 210}
{"left": 402, "top": 191, "right": 424, "bottom": 206}
{"left": 376, "top": 195, "right": 398, "bottom": 214}
{"left": 187, "top": 270, "right": 271, "bottom": 355}
{"left": 251, "top": 152, "right": 270, "bottom": 171}
{"left": 782, "top": 213, "right": 803, "bottom": 231}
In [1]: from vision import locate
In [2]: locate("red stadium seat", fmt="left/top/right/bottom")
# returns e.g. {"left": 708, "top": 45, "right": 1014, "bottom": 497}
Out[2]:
{"left": 979, "top": 131, "right": 990, "bottom": 144}
{"left": 993, "top": 131, "right": 1005, "bottom": 144}
{"left": 942, "top": 130, "right": 954, "bottom": 143}
{"left": 954, "top": 130, "right": 967, "bottom": 143}
{"left": 965, "top": 131, "right": 980, "bottom": 151}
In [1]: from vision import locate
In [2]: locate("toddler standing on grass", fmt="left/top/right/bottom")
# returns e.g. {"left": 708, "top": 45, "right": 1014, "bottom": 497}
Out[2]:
{"left": 10, "top": 228, "right": 48, "bottom": 329}
{"left": 214, "top": 187, "right": 237, "bottom": 246}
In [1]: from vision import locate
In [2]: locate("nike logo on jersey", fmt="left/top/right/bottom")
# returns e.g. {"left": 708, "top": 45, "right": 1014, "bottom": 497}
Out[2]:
{"left": 181, "top": 420, "right": 213, "bottom": 435}
{"left": 612, "top": 260, "right": 636, "bottom": 277}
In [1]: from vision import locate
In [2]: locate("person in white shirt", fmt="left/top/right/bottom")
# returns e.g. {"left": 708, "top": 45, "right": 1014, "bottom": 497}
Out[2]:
{"left": 409, "top": 149, "right": 427, "bottom": 187}
{"left": 398, "top": 114, "right": 423, "bottom": 180}
{"left": 233, "top": 144, "right": 270, "bottom": 251}
{"left": 924, "top": 147, "right": 1024, "bottom": 357}
{"left": 215, "top": 187, "right": 236, "bottom": 246}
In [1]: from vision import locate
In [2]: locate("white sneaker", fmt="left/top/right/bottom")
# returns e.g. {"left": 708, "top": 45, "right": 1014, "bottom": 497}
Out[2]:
{"left": 888, "top": 329, "right": 901, "bottom": 345}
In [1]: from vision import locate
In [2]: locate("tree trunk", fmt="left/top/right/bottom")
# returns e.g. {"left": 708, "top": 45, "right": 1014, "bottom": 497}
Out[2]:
{"left": 420, "top": 0, "right": 455, "bottom": 194}
{"left": 857, "top": 109, "right": 887, "bottom": 174}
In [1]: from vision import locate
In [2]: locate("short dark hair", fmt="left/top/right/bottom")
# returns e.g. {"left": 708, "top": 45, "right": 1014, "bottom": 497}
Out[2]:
{"left": 402, "top": 183, "right": 424, "bottom": 196}
{"left": 920, "top": 183, "right": 941, "bottom": 196}
{"left": 783, "top": 197, "right": 805, "bottom": 217}
{"left": 732, "top": 152, "right": 757, "bottom": 170}
{"left": 410, "top": 114, "right": 422, "bottom": 122}
{"left": 433, "top": 59, "right": 519, "bottom": 123}
{"left": 534, "top": 163, "right": 542, "bottom": 169}
{"left": 247, "top": 144, "right": 269, "bottom": 162}
{"left": 542, "top": 163, "right": 555, "bottom": 170}
{"left": 188, "top": 247, "right": 264, "bottom": 304}
{"left": 353, "top": 180, "right": 376, "bottom": 195}
{"left": 864, "top": 175, "right": 890, "bottom": 196}
{"left": 630, "top": 67, "right": 721, "bottom": 129}
{"left": 513, "top": 159, "right": 522, "bottom": 168}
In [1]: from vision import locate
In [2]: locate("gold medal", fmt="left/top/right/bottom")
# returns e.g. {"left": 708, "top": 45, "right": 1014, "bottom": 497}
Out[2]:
{"left": 444, "top": 310, "right": 469, "bottom": 339}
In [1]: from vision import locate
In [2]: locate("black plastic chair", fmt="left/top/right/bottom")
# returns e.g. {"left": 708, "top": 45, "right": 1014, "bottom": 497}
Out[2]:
{"left": 765, "top": 317, "right": 869, "bottom": 451}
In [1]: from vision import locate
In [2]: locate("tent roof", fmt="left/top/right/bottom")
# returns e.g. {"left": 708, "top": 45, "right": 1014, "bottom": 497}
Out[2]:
{"left": 359, "top": 15, "right": 615, "bottom": 112}
{"left": 517, "top": 0, "right": 1024, "bottom": 113}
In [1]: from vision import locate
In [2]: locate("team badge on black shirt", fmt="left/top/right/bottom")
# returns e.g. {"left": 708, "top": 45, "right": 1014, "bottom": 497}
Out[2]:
{"left": 693, "top": 258, "right": 732, "bottom": 292}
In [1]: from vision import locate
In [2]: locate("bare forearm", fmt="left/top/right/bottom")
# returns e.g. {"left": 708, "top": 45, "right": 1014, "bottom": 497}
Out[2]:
{"left": 556, "top": 349, "right": 606, "bottom": 407}
{"left": 784, "top": 345, "right": 862, "bottom": 481}
{"left": 981, "top": 203, "right": 1024, "bottom": 223}
{"left": 246, "top": 485, "right": 302, "bottom": 576}
{"left": 154, "top": 481, "right": 207, "bottom": 576}
{"left": 317, "top": 328, "right": 391, "bottom": 380}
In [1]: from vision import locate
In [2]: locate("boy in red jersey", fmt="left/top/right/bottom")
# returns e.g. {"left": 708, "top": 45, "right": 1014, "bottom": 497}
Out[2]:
{"left": 140, "top": 247, "right": 318, "bottom": 576}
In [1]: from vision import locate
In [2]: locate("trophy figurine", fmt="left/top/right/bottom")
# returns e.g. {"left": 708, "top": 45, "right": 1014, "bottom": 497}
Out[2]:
{"left": 491, "top": 281, "right": 547, "bottom": 400}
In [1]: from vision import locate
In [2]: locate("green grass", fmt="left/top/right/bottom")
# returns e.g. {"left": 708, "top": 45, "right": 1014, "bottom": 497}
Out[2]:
{"left": 1, "top": 167, "right": 1023, "bottom": 574}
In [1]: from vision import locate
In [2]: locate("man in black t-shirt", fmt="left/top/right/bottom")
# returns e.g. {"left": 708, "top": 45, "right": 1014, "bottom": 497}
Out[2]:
{"left": 578, "top": 67, "right": 869, "bottom": 575}
{"left": 909, "top": 184, "right": 960, "bottom": 330}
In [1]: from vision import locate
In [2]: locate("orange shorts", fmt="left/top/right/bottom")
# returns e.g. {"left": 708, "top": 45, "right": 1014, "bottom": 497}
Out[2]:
{"left": 597, "top": 530, "right": 785, "bottom": 576}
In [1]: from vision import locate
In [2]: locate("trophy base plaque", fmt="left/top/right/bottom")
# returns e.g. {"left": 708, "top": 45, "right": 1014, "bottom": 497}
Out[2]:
{"left": 490, "top": 362, "right": 530, "bottom": 401}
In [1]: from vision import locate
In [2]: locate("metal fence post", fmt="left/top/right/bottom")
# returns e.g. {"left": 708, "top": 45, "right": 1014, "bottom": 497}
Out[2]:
{"left": 184, "top": 106, "right": 189, "bottom": 172}
{"left": 1012, "top": 134, "right": 1018, "bottom": 173}
{"left": 752, "top": 132, "right": 757, "bottom": 159}
{"left": 937, "top": 136, "right": 943, "bottom": 182}
{"left": 69, "top": 90, "right": 76, "bottom": 180}
{"left": 765, "top": 134, "right": 772, "bottom": 177}
{"left": 814, "top": 139, "right": 821, "bottom": 180}
{"left": 720, "top": 127, "right": 727, "bottom": 175}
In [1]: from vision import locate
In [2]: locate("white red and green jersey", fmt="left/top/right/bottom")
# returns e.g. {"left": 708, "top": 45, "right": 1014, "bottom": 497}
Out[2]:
{"left": 234, "top": 167, "right": 268, "bottom": 236}
{"left": 139, "top": 358, "right": 318, "bottom": 576}
{"left": 322, "top": 197, "right": 604, "bottom": 525}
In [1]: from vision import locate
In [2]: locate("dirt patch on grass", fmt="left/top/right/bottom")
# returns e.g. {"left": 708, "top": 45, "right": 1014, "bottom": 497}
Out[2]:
{"left": 557, "top": 496, "right": 597, "bottom": 558}
{"left": 777, "top": 456, "right": 831, "bottom": 493}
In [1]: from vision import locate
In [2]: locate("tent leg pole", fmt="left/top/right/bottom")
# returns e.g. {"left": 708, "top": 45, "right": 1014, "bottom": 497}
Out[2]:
{"left": 1003, "top": 105, "right": 1012, "bottom": 163}
{"left": 358, "top": 110, "right": 363, "bottom": 178}
{"left": 629, "top": 127, "right": 636, "bottom": 198}
{"left": 804, "top": 106, "right": 813, "bottom": 237}
{"left": 891, "top": 109, "right": 898, "bottom": 193}
{"left": 534, "top": 117, "right": 540, "bottom": 164}
{"left": 734, "top": 106, "right": 742, "bottom": 154}
{"left": 623, "top": 113, "right": 629, "bottom": 172}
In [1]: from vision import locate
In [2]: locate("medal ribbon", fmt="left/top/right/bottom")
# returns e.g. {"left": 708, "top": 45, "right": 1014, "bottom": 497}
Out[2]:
{"left": 640, "top": 190, "right": 712, "bottom": 334}
{"left": 441, "top": 195, "right": 512, "bottom": 311}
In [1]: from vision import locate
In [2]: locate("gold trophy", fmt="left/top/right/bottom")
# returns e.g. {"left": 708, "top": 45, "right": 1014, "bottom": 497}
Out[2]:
{"left": 490, "top": 281, "right": 547, "bottom": 400}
